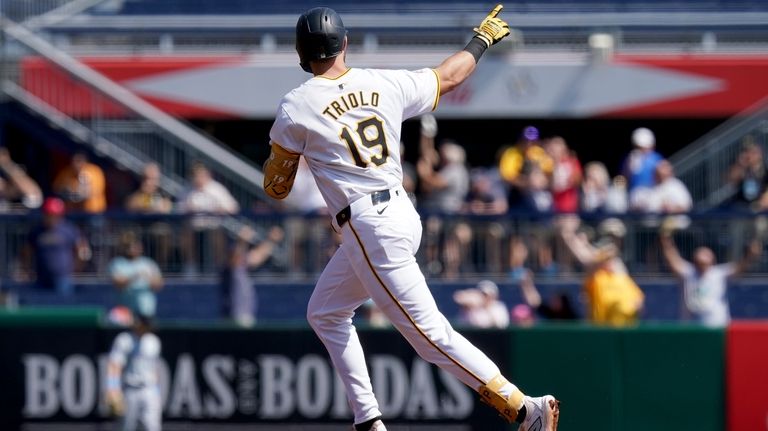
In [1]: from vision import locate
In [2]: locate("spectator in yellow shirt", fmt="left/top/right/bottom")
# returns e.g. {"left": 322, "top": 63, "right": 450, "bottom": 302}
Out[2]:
{"left": 498, "top": 126, "right": 554, "bottom": 188}
{"left": 54, "top": 152, "right": 106, "bottom": 213}
{"left": 125, "top": 163, "right": 172, "bottom": 214}
{"left": 558, "top": 216, "right": 644, "bottom": 326}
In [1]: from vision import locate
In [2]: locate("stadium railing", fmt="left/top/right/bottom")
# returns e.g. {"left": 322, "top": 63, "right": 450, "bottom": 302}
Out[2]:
{"left": 0, "top": 0, "right": 86, "bottom": 23}
{"left": 1, "top": 210, "right": 765, "bottom": 280}
{"left": 670, "top": 96, "right": 768, "bottom": 208}
{"left": 0, "top": 16, "right": 268, "bottom": 210}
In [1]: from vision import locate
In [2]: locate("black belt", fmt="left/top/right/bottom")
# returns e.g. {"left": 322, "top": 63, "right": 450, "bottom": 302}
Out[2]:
{"left": 336, "top": 189, "right": 395, "bottom": 228}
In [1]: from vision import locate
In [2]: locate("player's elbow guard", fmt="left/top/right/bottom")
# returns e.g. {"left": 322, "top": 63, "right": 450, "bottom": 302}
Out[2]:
{"left": 263, "top": 143, "right": 300, "bottom": 200}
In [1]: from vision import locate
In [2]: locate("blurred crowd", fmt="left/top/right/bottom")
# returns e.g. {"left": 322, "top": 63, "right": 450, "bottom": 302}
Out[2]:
{"left": 411, "top": 116, "right": 695, "bottom": 219}
{"left": 407, "top": 117, "right": 696, "bottom": 280}
{"left": 0, "top": 149, "right": 279, "bottom": 327}
{"left": 0, "top": 116, "right": 765, "bottom": 329}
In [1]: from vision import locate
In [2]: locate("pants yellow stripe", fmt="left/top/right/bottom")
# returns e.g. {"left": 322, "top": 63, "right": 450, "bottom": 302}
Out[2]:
{"left": 348, "top": 220, "right": 485, "bottom": 387}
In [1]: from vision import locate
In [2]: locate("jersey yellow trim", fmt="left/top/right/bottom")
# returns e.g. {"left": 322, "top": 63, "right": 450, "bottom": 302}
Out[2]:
{"left": 431, "top": 69, "right": 441, "bottom": 111}
{"left": 347, "top": 220, "right": 485, "bottom": 388}
{"left": 315, "top": 68, "right": 352, "bottom": 81}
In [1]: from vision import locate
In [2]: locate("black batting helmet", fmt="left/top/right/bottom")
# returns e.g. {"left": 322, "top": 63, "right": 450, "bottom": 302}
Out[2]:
{"left": 296, "top": 7, "right": 347, "bottom": 73}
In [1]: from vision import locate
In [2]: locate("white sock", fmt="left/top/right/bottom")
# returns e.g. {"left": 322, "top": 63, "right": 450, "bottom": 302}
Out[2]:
{"left": 498, "top": 382, "right": 517, "bottom": 398}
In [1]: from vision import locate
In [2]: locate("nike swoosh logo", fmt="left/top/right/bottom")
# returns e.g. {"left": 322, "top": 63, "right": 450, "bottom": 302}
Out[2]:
{"left": 376, "top": 206, "right": 389, "bottom": 215}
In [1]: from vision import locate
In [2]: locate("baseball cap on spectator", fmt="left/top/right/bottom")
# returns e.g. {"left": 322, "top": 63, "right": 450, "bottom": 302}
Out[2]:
{"left": 522, "top": 126, "right": 539, "bottom": 141}
{"left": 632, "top": 127, "right": 655, "bottom": 149}
{"left": 107, "top": 305, "right": 134, "bottom": 327}
{"left": 598, "top": 218, "right": 627, "bottom": 238}
{"left": 477, "top": 280, "right": 499, "bottom": 297}
{"left": 42, "top": 197, "right": 65, "bottom": 216}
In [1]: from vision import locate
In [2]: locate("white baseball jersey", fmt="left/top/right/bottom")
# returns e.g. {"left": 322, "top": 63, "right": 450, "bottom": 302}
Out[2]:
{"left": 269, "top": 67, "right": 439, "bottom": 214}
{"left": 271, "top": 66, "right": 522, "bottom": 427}
{"left": 110, "top": 331, "right": 162, "bottom": 431}
{"left": 109, "top": 331, "right": 161, "bottom": 388}
{"left": 680, "top": 262, "right": 734, "bottom": 327}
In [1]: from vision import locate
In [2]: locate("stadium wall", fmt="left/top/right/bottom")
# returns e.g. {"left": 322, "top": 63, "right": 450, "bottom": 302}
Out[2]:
{"left": 19, "top": 54, "right": 768, "bottom": 119}
{"left": 13, "top": 280, "right": 768, "bottom": 323}
{"left": 1, "top": 317, "right": 758, "bottom": 431}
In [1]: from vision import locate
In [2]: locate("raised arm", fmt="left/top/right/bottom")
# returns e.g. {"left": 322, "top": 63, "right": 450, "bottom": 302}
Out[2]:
{"left": 419, "top": 115, "right": 440, "bottom": 167}
{"left": 562, "top": 231, "right": 599, "bottom": 267}
{"left": 247, "top": 226, "right": 285, "bottom": 268}
{"left": 434, "top": 51, "right": 478, "bottom": 96}
{"left": 518, "top": 270, "right": 542, "bottom": 309}
{"left": 0, "top": 148, "right": 42, "bottom": 208}
{"left": 416, "top": 157, "right": 449, "bottom": 193}
{"left": 659, "top": 232, "right": 689, "bottom": 277}
{"left": 453, "top": 288, "right": 485, "bottom": 309}
{"left": 148, "top": 261, "right": 164, "bottom": 291}
{"left": 733, "top": 239, "right": 762, "bottom": 275}
{"left": 557, "top": 216, "right": 598, "bottom": 267}
{"left": 434, "top": 5, "right": 510, "bottom": 95}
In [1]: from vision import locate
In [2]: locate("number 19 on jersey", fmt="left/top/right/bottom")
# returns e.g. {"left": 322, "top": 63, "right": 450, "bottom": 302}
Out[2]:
{"left": 340, "top": 116, "right": 389, "bottom": 168}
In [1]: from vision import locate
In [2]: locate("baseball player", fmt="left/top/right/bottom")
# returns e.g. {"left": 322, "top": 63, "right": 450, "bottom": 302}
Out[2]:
{"left": 106, "top": 312, "right": 162, "bottom": 431}
{"left": 264, "top": 5, "right": 559, "bottom": 431}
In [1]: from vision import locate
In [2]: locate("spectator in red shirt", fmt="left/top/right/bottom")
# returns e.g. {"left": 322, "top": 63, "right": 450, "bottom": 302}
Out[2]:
{"left": 546, "top": 136, "right": 582, "bottom": 213}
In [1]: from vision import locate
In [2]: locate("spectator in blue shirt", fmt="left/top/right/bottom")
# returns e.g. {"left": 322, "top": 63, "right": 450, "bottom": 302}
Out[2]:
{"left": 26, "top": 197, "right": 91, "bottom": 295}
{"left": 109, "top": 232, "right": 163, "bottom": 318}
{"left": 622, "top": 127, "right": 663, "bottom": 206}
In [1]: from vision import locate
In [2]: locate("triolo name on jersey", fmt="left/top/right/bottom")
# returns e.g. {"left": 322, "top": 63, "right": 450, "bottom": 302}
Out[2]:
{"left": 322, "top": 90, "right": 380, "bottom": 120}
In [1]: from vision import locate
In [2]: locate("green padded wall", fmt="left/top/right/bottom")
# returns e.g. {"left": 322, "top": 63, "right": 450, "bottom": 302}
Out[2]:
{"left": 508, "top": 325, "right": 724, "bottom": 431}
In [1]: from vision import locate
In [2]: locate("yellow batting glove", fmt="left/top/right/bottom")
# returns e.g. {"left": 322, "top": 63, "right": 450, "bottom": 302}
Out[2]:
{"left": 473, "top": 4, "right": 511, "bottom": 47}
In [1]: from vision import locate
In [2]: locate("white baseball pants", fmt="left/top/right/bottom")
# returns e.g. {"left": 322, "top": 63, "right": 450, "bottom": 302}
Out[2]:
{"left": 307, "top": 186, "right": 518, "bottom": 424}
{"left": 121, "top": 385, "right": 162, "bottom": 431}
